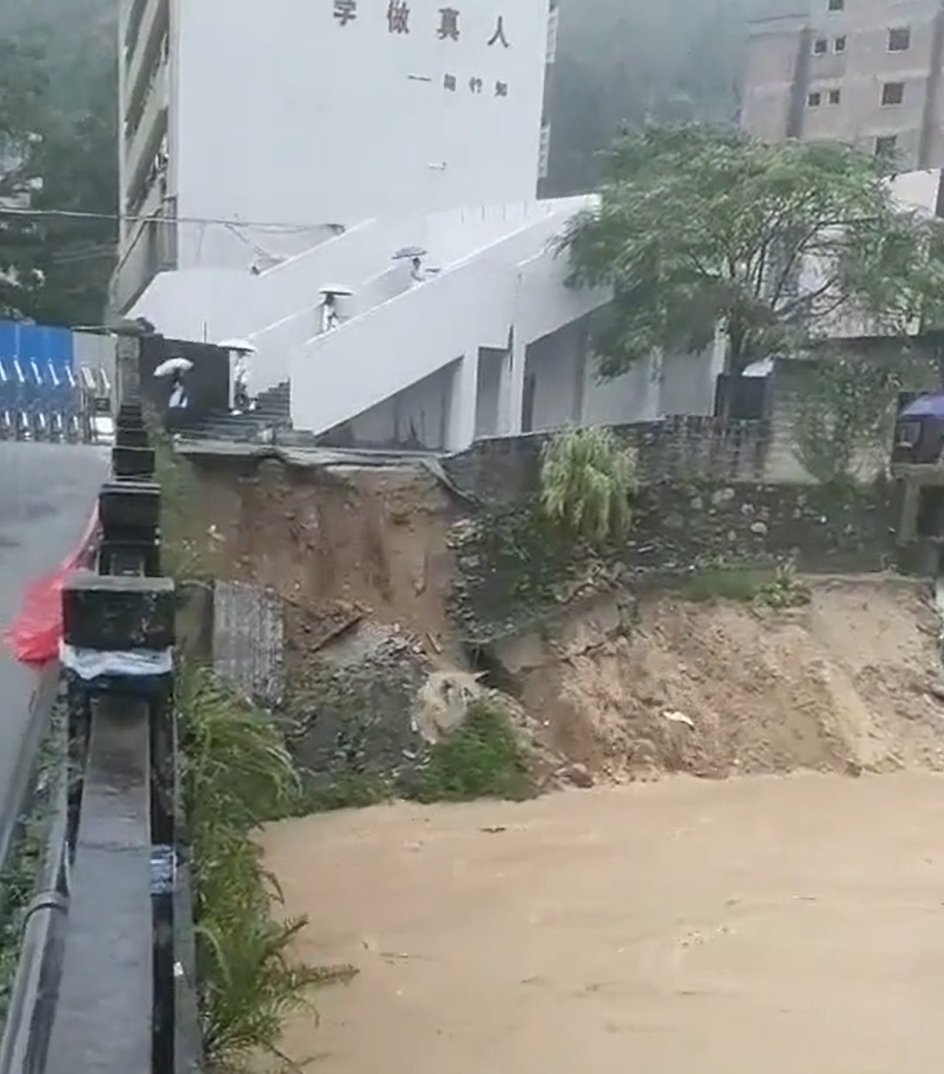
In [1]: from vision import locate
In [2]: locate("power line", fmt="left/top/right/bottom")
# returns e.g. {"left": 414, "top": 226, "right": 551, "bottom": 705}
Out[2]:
{"left": 0, "top": 203, "right": 344, "bottom": 233}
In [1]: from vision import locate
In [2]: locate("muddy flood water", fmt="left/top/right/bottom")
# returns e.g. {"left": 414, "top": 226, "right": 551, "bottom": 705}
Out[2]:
{"left": 261, "top": 773, "right": 944, "bottom": 1074}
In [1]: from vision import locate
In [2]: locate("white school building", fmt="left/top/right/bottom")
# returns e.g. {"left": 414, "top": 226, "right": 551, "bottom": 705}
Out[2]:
{"left": 113, "top": 0, "right": 721, "bottom": 449}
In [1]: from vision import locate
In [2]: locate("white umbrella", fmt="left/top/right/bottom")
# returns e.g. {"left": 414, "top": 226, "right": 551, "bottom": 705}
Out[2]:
{"left": 318, "top": 283, "right": 354, "bottom": 296}
{"left": 392, "top": 245, "right": 427, "bottom": 261}
{"left": 218, "top": 338, "right": 257, "bottom": 354}
{"left": 153, "top": 357, "right": 194, "bottom": 378}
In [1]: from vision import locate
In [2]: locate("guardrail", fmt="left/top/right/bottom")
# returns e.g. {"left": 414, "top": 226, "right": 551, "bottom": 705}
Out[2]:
{"left": 0, "top": 402, "right": 203, "bottom": 1074}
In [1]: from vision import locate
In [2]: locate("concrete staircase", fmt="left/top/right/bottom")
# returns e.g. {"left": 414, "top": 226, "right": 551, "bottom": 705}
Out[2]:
{"left": 175, "top": 380, "right": 291, "bottom": 442}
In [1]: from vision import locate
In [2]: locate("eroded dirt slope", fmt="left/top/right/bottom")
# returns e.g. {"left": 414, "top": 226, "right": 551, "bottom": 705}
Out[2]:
{"left": 512, "top": 578, "right": 944, "bottom": 781}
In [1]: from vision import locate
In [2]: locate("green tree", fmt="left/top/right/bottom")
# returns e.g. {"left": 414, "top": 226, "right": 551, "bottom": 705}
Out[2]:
{"left": 0, "top": 0, "right": 117, "bottom": 325}
{"left": 0, "top": 37, "right": 47, "bottom": 318}
{"left": 560, "top": 125, "right": 944, "bottom": 380}
{"left": 791, "top": 354, "right": 911, "bottom": 484}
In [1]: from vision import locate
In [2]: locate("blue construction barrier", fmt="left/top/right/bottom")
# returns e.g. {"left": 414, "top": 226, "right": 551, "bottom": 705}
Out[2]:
{"left": 0, "top": 320, "right": 110, "bottom": 442}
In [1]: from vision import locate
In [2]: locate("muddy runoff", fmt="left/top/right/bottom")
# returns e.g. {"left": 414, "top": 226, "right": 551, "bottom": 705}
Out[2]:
{"left": 257, "top": 575, "right": 944, "bottom": 1072}
{"left": 263, "top": 772, "right": 944, "bottom": 1074}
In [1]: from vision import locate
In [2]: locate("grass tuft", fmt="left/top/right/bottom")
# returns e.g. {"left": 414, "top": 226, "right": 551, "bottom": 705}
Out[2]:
{"left": 178, "top": 666, "right": 356, "bottom": 1073}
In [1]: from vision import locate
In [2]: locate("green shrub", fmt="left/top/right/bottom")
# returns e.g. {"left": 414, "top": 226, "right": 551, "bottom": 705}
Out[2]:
{"left": 404, "top": 701, "right": 534, "bottom": 804}
{"left": 755, "top": 563, "right": 812, "bottom": 609}
{"left": 151, "top": 428, "right": 212, "bottom": 582}
{"left": 178, "top": 667, "right": 355, "bottom": 1073}
{"left": 540, "top": 426, "right": 637, "bottom": 547}
{"left": 680, "top": 563, "right": 811, "bottom": 608}
{"left": 680, "top": 567, "right": 765, "bottom": 603}
{"left": 295, "top": 773, "right": 391, "bottom": 814}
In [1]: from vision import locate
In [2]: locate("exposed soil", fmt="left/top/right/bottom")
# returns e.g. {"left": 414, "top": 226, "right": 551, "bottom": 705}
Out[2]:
{"left": 192, "top": 459, "right": 459, "bottom": 661}
{"left": 512, "top": 577, "right": 944, "bottom": 781}
{"left": 262, "top": 771, "right": 944, "bottom": 1074}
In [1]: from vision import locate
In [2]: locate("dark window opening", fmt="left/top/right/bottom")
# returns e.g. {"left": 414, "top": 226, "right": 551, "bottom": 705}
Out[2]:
{"left": 882, "top": 81, "right": 905, "bottom": 105}
{"left": 888, "top": 26, "right": 911, "bottom": 51}
{"left": 834, "top": 35, "right": 846, "bottom": 52}
{"left": 808, "top": 91, "right": 822, "bottom": 107}
{"left": 813, "top": 37, "right": 828, "bottom": 54}
{"left": 828, "top": 88, "right": 841, "bottom": 104}
{"left": 875, "top": 134, "right": 898, "bottom": 159}
{"left": 827, "top": 0, "right": 844, "bottom": 11}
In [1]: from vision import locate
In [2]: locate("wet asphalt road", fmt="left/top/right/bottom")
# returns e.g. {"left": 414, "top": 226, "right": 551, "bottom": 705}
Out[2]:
{"left": 0, "top": 442, "right": 108, "bottom": 812}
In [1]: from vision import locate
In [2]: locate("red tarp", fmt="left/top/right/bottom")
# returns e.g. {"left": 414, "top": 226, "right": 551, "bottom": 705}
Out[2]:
{"left": 3, "top": 507, "right": 99, "bottom": 667}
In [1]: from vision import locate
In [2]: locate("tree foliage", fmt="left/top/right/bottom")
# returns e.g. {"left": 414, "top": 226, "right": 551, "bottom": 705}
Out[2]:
{"left": 790, "top": 354, "right": 910, "bottom": 484}
{"left": 0, "top": 37, "right": 47, "bottom": 318}
{"left": 561, "top": 125, "right": 944, "bottom": 378}
{"left": 0, "top": 0, "right": 117, "bottom": 324}
{"left": 540, "top": 425, "right": 637, "bottom": 546}
{"left": 543, "top": 0, "right": 791, "bottom": 195}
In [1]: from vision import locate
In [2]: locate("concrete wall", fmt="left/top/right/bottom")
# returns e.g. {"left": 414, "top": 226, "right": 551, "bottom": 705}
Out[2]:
{"left": 523, "top": 321, "right": 586, "bottom": 432}
{"left": 475, "top": 347, "right": 506, "bottom": 438}
{"left": 173, "top": 0, "right": 548, "bottom": 237}
{"left": 743, "top": 0, "right": 944, "bottom": 168}
{"left": 324, "top": 363, "right": 454, "bottom": 450}
{"left": 452, "top": 477, "right": 903, "bottom": 642}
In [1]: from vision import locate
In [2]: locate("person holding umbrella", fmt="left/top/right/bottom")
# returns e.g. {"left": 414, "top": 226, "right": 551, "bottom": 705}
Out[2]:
{"left": 153, "top": 356, "right": 193, "bottom": 431}
{"left": 392, "top": 245, "right": 428, "bottom": 285}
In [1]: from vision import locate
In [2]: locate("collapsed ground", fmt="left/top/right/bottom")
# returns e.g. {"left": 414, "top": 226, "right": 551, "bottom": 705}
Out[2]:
{"left": 184, "top": 452, "right": 944, "bottom": 1074}
{"left": 187, "top": 457, "right": 944, "bottom": 786}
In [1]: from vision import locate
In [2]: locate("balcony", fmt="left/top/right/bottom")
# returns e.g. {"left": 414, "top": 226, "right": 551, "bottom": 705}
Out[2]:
{"left": 124, "top": 0, "right": 168, "bottom": 121}
{"left": 125, "top": 62, "right": 169, "bottom": 202}
{"left": 110, "top": 199, "right": 178, "bottom": 315}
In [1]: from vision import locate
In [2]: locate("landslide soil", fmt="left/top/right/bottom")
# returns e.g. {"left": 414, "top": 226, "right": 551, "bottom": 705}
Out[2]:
{"left": 516, "top": 577, "right": 944, "bottom": 781}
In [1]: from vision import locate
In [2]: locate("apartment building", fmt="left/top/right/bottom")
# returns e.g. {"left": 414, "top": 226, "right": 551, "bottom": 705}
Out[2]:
{"left": 113, "top": 0, "right": 556, "bottom": 315}
{"left": 742, "top": 0, "right": 944, "bottom": 168}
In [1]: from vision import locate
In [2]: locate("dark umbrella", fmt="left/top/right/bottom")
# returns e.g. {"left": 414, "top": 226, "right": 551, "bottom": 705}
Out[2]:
{"left": 901, "top": 393, "right": 944, "bottom": 418}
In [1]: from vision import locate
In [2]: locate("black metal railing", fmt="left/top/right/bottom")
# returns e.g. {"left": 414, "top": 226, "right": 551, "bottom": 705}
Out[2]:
{"left": 0, "top": 401, "right": 203, "bottom": 1074}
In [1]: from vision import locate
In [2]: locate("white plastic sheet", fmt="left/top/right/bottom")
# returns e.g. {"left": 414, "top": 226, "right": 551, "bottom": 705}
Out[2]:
{"left": 59, "top": 642, "right": 173, "bottom": 680}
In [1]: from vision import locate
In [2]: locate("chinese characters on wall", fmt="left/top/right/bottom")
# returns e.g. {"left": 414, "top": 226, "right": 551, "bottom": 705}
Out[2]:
{"left": 331, "top": 2, "right": 514, "bottom": 96}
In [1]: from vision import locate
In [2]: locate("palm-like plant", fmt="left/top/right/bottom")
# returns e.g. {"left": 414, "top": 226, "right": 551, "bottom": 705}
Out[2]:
{"left": 540, "top": 426, "right": 637, "bottom": 547}
{"left": 178, "top": 668, "right": 354, "bottom": 1072}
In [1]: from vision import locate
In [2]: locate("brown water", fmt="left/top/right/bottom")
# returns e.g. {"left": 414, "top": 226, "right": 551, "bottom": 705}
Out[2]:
{"left": 262, "top": 774, "right": 944, "bottom": 1074}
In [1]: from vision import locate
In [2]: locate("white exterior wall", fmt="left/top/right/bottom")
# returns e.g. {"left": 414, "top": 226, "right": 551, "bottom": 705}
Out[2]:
{"left": 172, "top": 0, "right": 548, "bottom": 253}
{"left": 288, "top": 201, "right": 596, "bottom": 445}
{"left": 334, "top": 363, "right": 454, "bottom": 448}
{"left": 582, "top": 357, "right": 661, "bottom": 426}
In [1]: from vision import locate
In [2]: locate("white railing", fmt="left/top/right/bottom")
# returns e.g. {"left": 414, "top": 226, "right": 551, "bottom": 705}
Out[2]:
{"left": 247, "top": 264, "right": 413, "bottom": 395}
{"left": 289, "top": 204, "right": 588, "bottom": 437}
{"left": 247, "top": 199, "right": 588, "bottom": 398}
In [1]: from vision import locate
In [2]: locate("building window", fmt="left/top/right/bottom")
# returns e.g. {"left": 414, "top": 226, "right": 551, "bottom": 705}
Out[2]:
{"left": 808, "top": 91, "right": 822, "bottom": 107}
{"left": 834, "top": 35, "right": 846, "bottom": 52}
{"left": 813, "top": 37, "right": 828, "bottom": 54}
{"left": 882, "top": 81, "right": 905, "bottom": 105}
{"left": 875, "top": 134, "right": 898, "bottom": 158}
{"left": 828, "top": 88, "right": 841, "bottom": 104}
{"left": 827, "top": 0, "right": 844, "bottom": 10}
{"left": 888, "top": 27, "right": 911, "bottom": 51}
